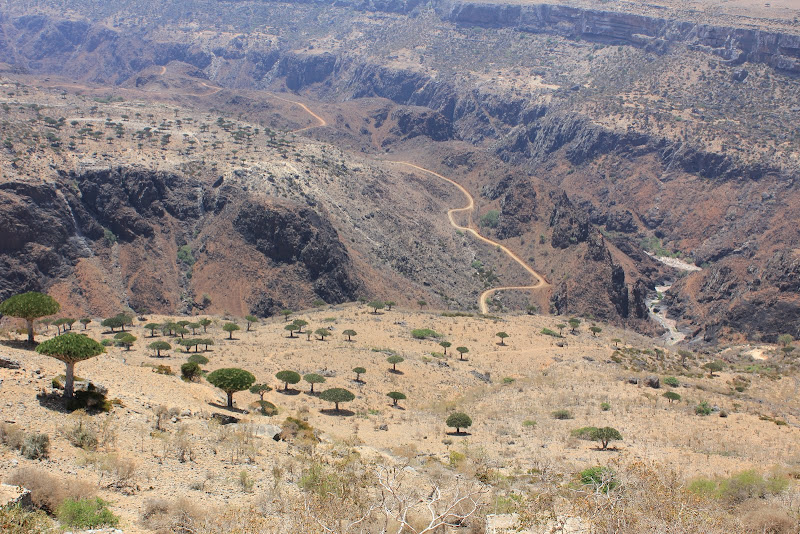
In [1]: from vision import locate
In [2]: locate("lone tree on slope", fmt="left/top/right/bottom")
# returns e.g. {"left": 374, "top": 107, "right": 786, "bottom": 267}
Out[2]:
{"left": 368, "top": 300, "right": 385, "bottom": 314}
{"left": 387, "top": 355, "right": 404, "bottom": 372}
{"left": 568, "top": 318, "right": 581, "bottom": 334}
{"left": 352, "top": 367, "right": 366, "bottom": 382}
{"left": 304, "top": 373, "right": 326, "bottom": 393}
{"left": 114, "top": 332, "right": 136, "bottom": 350}
{"left": 244, "top": 315, "right": 259, "bottom": 332}
{"left": 439, "top": 341, "right": 451, "bottom": 355}
{"left": 144, "top": 323, "right": 161, "bottom": 337}
{"left": 703, "top": 360, "right": 724, "bottom": 377}
{"left": 36, "top": 333, "right": 105, "bottom": 398}
{"left": 320, "top": 387, "right": 355, "bottom": 413}
{"left": 590, "top": 427, "right": 622, "bottom": 450}
{"left": 315, "top": 328, "right": 330, "bottom": 341}
{"left": 456, "top": 346, "right": 469, "bottom": 361}
{"left": 222, "top": 322, "right": 240, "bottom": 339}
{"left": 496, "top": 332, "right": 509, "bottom": 346}
{"left": 148, "top": 341, "right": 171, "bottom": 357}
{"left": 446, "top": 412, "right": 472, "bottom": 434}
{"left": 387, "top": 391, "right": 406, "bottom": 407}
{"left": 0, "top": 291, "right": 60, "bottom": 343}
{"left": 276, "top": 370, "right": 301, "bottom": 391}
{"left": 285, "top": 323, "right": 299, "bottom": 338}
{"left": 207, "top": 368, "right": 256, "bottom": 408}
{"left": 343, "top": 329, "right": 357, "bottom": 342}
{"left": 249, "top": 383, "right": 272, "bottom": 401}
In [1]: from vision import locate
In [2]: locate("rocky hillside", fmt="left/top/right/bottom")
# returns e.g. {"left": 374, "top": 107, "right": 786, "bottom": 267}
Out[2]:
{"left": 0, "top": 169, "right": 361, "bottom": 317}
{"left": 1, "top": 0, "right": 798, "bottom": 341}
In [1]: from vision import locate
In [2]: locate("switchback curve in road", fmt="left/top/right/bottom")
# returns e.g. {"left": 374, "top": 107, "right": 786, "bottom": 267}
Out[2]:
{"left": 268, "top": 94, "right": 327, "bottom": 132}
{"left": 394, "top": 162, "right": 549, "bottom": 313}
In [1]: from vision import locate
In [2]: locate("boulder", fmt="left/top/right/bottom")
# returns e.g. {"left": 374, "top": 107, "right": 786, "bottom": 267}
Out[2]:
{"left": 0, "top": 356, "right": 21, "bottom": 369}
{"left": 0, "top": 483, "right": 32, "bottom": 508}
{"left": 646, "top": 376, "right": 660, "bottom": 389}
{"left": 250, "top": 424, "right": 282, "bottom": 440}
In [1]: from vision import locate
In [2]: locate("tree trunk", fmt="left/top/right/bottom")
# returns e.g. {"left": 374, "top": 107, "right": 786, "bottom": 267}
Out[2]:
{"left": 393, "top": 398, "right": 398, "bottom": 406}
{"left": 335, "top": 402, "right": 339, "bottom": 412}
{"left": 228, "top": 331, "right": 233, "bottom": 339}
{"left": 64, "top": 361, "right": 75, "bottom": 398}
{"left": 26, "top": 319, "right": 34, "bottom": 343}
{"left": 227, "top": 391, "right": 233, "bottom": 408}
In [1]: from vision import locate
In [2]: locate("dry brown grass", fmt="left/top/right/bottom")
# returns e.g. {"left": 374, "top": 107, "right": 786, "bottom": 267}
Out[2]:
{"left": 6, "top": 467, "right": 95, "bottom": 513}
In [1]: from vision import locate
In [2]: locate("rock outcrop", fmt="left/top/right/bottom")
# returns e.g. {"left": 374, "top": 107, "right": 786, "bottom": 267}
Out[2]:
{"left": 0, "top": 169, "right": 360, "bottom": 317}
{"left": 442, "top": 2, "right": 800, "bottom": 75}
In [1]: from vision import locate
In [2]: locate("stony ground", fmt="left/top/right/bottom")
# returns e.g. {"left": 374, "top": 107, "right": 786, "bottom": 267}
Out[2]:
{"left": 1, "top": 304, "right": 798, "bottom": 531}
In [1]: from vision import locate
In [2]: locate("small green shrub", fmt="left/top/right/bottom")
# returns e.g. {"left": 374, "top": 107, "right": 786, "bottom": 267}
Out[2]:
{"left": 56, "top": 497, "right": 119, "bottom": 529}
{"left": 181, "top": 362, "right": 201, "bottom": 381}
{"left": 522, "top": 420, "right": 536, "bottom": 428}
{"left": 551, "top": 409, "right": 573, "bottom": 420}
{"left": 695, "top": 402, "right": 712, "bottom": 416}
{"left": 67, "top": 390, "right": 112, "bottom": 412}
{"left": 600, "top": 402, "right": 610, "bottom": 411}
{"left": 541, "top": 328, "right": 562, "bottom": 337}
{"left": 663, "top": 376, "right": 679, "bottom": 387}
{"left": 502, "top": 377, "right": 515, "bottom": 384}
{"left": 411, "top": 328, "right": 441, "bottom": 339}
{"left": 688, "top": 470, "right": 790, "bottom": 504}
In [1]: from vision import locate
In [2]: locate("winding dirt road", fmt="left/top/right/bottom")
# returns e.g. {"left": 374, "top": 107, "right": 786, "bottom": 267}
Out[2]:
{"left": 269, "top": 94, "right": 549, "bottom": 312}
{"left": 394, "top": 162, "right": 549, "bottom": 313}
{"left": 269, "top": 94, "right": 328, "bottom": 132}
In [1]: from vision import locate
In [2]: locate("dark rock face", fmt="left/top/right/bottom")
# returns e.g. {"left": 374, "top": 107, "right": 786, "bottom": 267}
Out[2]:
{"left": 605, "top": 210, "right": 636, "bottom": 233}
{"left": 497, "top": 183, "right": 536, "bottom": 239}
{"left": 68, "top": 168, "right": 202, "bottom": 242}
{"left": 551, "top": 231, "right": 652, "bottom": 331}
{"left": 233, "top": 200, "right": 359, "bottom": 304}
{"left": 389, "top": 107, "right": 454, "bottom": 142}
{"left": 549, "top": 192, "right": 589, "bottom": 248}
{"left": 278, "top": 52, "right": 337, "bottom": 91}
{"left": 763, "top": 250, "right": 800, "bottom": 293}
{"left": 0, "top": 167, "right": 360, "bottom": 316}
{"left": 0, "top": 181, "right": 86, "bottom": 297}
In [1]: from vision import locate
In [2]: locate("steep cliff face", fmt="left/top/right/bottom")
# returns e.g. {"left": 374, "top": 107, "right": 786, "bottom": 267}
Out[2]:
{"left": 442, "top": 1, "right": 800, "bottom": 75}
{"left": 550, "top": 231, "right": 654, "bottom": 332}
{"left": 0, "top": 169, "right": 361, "bottom": 317}
{"left": 232, "top": 199, "right": 359, "bottom": 306}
